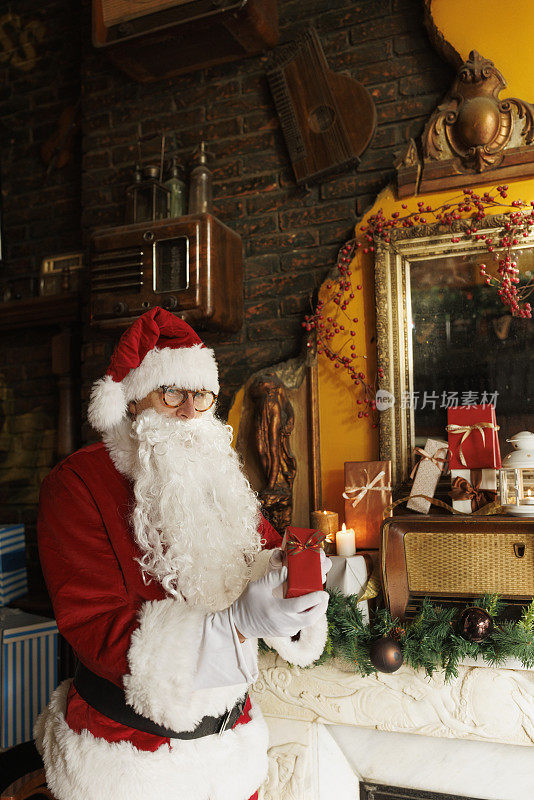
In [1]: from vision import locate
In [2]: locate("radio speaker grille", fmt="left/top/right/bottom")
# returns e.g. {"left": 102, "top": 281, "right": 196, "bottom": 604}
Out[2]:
{"left": 405, "top": 532, "right": 534, "bottom": 595}
{"left": 91, "top": 247, "right": 144, "bottom": 294}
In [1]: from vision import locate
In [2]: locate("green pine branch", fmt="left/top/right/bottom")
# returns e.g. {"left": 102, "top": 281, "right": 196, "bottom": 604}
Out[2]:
{"left": 259, "top": 590, "right": 534, "bottom": 681}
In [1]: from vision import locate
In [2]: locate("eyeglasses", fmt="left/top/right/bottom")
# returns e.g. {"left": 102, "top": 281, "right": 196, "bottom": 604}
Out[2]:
{"left": 160, "top": 386, "right": 217, "bottom": 412}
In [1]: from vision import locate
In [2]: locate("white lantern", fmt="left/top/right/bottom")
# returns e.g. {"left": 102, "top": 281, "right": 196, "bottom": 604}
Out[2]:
{"left": 499, "top": 431, "right": 534, "bottom": 516}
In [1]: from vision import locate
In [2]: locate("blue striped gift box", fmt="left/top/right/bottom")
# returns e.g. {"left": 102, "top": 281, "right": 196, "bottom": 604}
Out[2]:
{"left": 1, "top": 608, "right": 58, "bottom": 747}
{"left": 0, "top": 568, "right": 28, "bottom": 605}
{"left": 0, "top": 525, "right": 27, "bottom": 606}
{"left": 0, "top": 525, "right": 26, "bottom": 573}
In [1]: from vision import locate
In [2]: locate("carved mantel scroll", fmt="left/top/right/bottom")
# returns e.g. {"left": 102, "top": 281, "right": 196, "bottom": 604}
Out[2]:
{"left": 396, "top": 50, "right": 534, "bottom": 196}
{"left": 253, "top": 651, "right": 534, "bottom": 747}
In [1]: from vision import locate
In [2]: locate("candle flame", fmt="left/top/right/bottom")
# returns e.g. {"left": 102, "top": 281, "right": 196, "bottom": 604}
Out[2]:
{"left": 341, "top": 522, "right": 347, "bottom": 531}
{"left": 528, "top": 489, "right": 532, "bottom": 497}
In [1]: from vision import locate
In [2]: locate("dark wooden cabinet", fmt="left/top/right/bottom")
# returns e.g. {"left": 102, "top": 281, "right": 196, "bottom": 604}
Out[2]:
{"left": 93, "top": 0, "right": 279, "bottom": 82}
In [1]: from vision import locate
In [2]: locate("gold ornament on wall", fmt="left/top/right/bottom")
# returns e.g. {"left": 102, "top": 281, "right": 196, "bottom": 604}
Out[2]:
{"left": 396, "top": 50, "right": 534, "bottom": 196}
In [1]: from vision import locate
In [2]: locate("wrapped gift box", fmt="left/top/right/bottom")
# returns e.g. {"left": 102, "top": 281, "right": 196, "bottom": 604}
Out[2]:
{"left": 450, "top": 468, "right": 497, "bottom": 513}
{"left": 326, "top": 554, "right": 371, "bottom": 623}
{"left": 281, "top": 527, "right": 324, "bottom": 598}
{"left": 446, "top": 404, "right": 501, "bottom": 470}
{"left": 406, "top": 438, "right": 448, "bottom": 514}
{"left": 1, "top": 608, "right": 58, "bottom": 747}
{"left": 0, "top": 568, "right": 28, "bottom": 605}
{"left": 343, "top": 461, "right": 392, "bottom": 549}
{"left": 0, "top": 525, "right": 27, "bottom": 605}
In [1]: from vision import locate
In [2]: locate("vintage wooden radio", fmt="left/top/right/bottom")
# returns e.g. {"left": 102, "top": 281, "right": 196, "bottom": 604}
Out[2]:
{"left": 90, "top": 214, "right": 243, "bottom": 331}
{"left": 381, "top": 516, "right": 534, "bottom": 620}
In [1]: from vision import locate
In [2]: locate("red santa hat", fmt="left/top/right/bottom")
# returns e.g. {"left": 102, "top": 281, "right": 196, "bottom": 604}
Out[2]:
{"left": 88, "top": 307, "right": 219, "bottom": 433}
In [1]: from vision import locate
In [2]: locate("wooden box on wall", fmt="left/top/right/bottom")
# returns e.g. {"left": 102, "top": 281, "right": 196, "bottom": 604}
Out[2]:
{"left": 92, "top": 0, "right": 279, "bottom": 81}
{"left": 90, "top": 214, "right": 243, "bottom": 331}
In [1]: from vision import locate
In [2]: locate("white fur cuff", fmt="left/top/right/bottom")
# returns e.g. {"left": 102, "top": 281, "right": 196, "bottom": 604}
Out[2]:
{"left": 262, "top": 610, "right": 328, "bottom": 667}
{"left": 124, "top": 598, "right": 205, "bottom": 731}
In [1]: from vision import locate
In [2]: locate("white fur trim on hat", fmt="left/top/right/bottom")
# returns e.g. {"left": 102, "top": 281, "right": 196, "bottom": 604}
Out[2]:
{"left": 35, "top": 680, "right": 268, "bottom": 800}
{"left": 122, "top": 344, "right": 219, "bottom": 403}
{"left": 88, "top": 344, "right": 220, "bottom": 434}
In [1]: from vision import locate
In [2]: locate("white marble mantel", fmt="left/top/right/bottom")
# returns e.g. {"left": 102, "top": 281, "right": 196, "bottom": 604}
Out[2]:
{"left": 252, "top": 652, "right": 534, "bottom": 800}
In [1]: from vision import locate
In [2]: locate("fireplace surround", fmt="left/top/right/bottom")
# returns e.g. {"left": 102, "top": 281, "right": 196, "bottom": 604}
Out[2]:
{"left": 252, "top": 652, "right": 534, "bottom": 800}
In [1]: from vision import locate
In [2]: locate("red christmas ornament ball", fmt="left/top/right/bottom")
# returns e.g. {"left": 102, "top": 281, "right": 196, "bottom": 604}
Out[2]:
{"left": 369, "top": 636, "right": 404, "bottom": 673}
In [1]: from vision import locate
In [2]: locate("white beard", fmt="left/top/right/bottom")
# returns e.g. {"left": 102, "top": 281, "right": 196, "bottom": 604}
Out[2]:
{"left": 105, "top": 409, "right": 262, "bottom": 612}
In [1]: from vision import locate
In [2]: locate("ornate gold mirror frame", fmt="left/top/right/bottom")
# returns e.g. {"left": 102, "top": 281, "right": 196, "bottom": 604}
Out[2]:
{"left": 374, "top": 214, "right": 534, "bottom": 487}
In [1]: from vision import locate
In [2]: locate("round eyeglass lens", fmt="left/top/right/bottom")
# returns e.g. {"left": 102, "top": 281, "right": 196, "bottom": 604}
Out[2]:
{"left": 164, "top": 388, "right": 187, "bottom": 407}
{"left": 194, "top": 391, "right": 215, "bottom": 411}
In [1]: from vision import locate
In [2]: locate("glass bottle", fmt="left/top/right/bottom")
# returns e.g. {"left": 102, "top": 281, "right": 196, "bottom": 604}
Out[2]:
{"left": 126, "top": 164, "right": 169, "bottom": 223}
{"left": 188, "top": 141, "right": 212, "bottom": 214}
{"left": 165, "top": 156, "right": 186, "bottom": 218}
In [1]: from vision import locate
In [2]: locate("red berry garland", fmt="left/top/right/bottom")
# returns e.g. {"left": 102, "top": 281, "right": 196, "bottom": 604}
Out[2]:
{"left": 306, "top": 186, "right": 533, "bottom": 422}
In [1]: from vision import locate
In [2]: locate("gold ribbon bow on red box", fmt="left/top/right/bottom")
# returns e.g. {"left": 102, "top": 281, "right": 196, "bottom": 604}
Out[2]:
{"left": 445, "top": 422, "right": 500, "bottom": 467}
{"left": 285, "top": 529, "right": 326, "bottom": 556}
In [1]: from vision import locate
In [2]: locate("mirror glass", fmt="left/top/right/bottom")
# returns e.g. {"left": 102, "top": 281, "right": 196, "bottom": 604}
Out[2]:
{"left": 409, "top": 246, "right": 534, "bottom": 450}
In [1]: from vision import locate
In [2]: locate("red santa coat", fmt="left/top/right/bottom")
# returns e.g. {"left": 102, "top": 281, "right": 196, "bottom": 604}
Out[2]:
{"left": 34, "top": 442, "right": 327, "bottom": 800}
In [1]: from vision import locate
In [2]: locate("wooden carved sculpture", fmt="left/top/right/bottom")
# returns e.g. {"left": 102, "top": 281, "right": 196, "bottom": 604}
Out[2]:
{"left": 396, "top": 50, "right": 534, "bottom": 196}
{"left": 249, "top": 376, "right": 297, "bottom": 534}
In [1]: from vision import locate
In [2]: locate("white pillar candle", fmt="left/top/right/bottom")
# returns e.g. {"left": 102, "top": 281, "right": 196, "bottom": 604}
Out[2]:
{"left": 336, "top": 523, "right": 357, "bottom": 557}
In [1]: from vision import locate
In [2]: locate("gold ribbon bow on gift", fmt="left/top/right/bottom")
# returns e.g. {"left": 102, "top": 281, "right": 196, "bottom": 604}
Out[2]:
{"left": 285, "top": 530, "right": 326, "bottom": 556}
{"left": 342, "top": 470, "right": 391, "bottom": 508}
{"left": 445, "top": 422, "right": 500, "bottom": 467}
{"left": 410, "top": 446, "right": 448, "bottom": 479}
{"left": 449, "top": 470, "right": 497, "bottom": 512}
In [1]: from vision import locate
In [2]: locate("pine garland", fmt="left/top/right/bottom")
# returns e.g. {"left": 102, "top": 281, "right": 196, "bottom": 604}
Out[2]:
{"left": 259, "top": 591, "right": 534, "bottom": 681}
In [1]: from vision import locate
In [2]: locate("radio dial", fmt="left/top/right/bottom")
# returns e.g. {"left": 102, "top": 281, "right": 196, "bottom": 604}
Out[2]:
{"left": 143, "top": 231, "right": 155, "bottom": 242}
{"left": 113, "top": 302, "right": 129, "bottom": 315}
{"left": 163, "top": 296, "right": 178, "bottom": 310}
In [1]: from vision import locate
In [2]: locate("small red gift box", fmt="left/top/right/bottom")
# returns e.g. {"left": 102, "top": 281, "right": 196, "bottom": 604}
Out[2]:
{"left": 446, "top": 404, "right": 501, "bottom": 470}
{"left": 281, "top": 526, "right": 324, "bottom": 598}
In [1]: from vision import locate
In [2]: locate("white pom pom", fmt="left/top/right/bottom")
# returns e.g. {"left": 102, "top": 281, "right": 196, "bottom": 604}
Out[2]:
{"left": 88, "top": 375, "right": 127, "bottom": 433}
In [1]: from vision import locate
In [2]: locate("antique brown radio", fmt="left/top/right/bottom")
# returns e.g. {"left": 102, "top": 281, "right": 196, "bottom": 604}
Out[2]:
{"left": 381, "top": 516, "right": 534, "bottom": 620}
{"left": 92, "top": 0, "right": 278, "bottom": 82}
{"left": 90, "top": 213, "right": 243, "bottom": 331}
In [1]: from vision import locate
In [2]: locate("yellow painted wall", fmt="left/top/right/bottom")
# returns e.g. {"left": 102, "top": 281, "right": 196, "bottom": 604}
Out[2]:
{"left": 318, "top": 1, "right": 534, "bottom": 521}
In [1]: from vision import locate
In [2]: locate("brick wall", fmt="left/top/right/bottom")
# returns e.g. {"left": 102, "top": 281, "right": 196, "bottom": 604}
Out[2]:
{"left": 0, "top": 0, "right": 454, "bottom": 593}
{"left": 80, "top": 0, "right": 454, "bottom": 416}
{"left": 0, "top": 1, "right": 81, "bottom": 592}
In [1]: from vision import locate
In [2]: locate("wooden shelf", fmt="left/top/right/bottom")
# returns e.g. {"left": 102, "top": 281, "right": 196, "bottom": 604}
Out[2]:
{"left": 0, "top": 293, "right": 81, "bottom": 332}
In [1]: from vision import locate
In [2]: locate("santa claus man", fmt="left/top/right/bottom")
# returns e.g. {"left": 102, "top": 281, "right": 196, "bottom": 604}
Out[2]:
{"left": 35, "top": 308, "right": 330, "bottom": 800}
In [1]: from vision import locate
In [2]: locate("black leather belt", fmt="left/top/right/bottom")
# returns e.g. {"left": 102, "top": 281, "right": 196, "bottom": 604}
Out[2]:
{"left": 73, "top": 662, "right": 248, "bottom": 740}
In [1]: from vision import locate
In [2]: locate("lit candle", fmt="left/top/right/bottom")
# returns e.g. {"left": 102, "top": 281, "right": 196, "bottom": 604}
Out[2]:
{"left": 522, "top": 489, "right": 534, "bottom": 505}
{"left": 310, "top": 510, "right": 339, "bottom": 536}
{"left": 336, "top": 523, "right": 357, "bottom": 557}
{"left": 310, "top": 510, "right": 339, "bottom": 555}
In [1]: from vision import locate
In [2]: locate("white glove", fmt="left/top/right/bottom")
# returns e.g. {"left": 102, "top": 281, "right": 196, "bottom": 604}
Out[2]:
{"left": 231, "top": 567, "right": 329, "bottom": 640}
{"left": 269, "top": 547, "right": 333, "bottom": 583}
